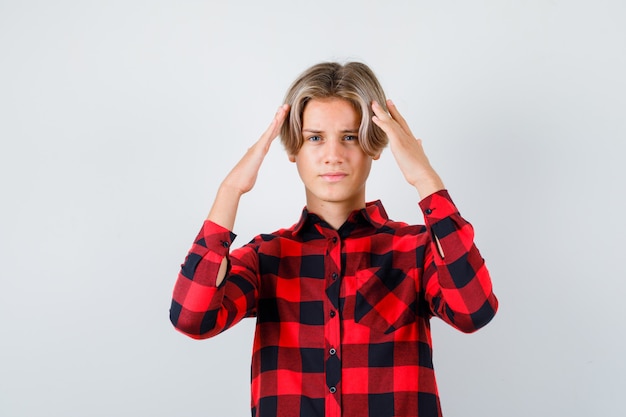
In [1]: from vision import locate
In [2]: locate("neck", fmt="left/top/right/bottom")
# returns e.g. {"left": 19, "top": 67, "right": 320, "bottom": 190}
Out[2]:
{"left": 305, "top": 199, "right": 365, "bottom": 230}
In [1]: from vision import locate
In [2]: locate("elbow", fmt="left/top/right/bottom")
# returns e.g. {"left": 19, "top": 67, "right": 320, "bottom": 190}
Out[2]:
{"left": 469, "top": 295, "right": 499, "bottom": 333}
{"left": 460, "top": 312, "right": 496, "bottom": 334}
{"left": 451, "top": 295, "right": 499, "bottom": 334}
{"left": 169, "top": 301, "right": 218, "bottom": 339}
{"left": 170, "top": 314, "right": 202, "bottom": 340}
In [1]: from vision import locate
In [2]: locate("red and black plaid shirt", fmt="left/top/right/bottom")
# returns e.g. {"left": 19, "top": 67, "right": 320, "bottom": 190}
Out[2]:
{"left": 170, "top": 190, "right": 498, "bottom": 417}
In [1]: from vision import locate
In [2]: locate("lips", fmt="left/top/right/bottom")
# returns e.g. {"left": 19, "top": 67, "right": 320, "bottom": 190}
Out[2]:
{"left": 320, "top": 172, "right": 347, "bottom": 182}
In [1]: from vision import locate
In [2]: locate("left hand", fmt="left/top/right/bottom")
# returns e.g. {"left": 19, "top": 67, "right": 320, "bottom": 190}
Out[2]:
{"left": 371, "top": 99, "right": 445, "bottom": 198}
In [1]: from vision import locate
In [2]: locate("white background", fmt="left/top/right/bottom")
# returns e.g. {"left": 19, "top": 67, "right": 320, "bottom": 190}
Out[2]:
{"left": 1, "top": 1, "right": 625, "bottom": 416}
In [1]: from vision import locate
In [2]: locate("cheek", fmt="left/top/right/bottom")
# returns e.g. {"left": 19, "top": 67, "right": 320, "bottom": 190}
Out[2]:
{"left": 355, "top": 156, "right": 374, "bottom": 177}
{"left": 294, "top": 157, "right": 313, "bottom": 180}
{"left": 294, "top": 149, "right": 318, "bottom": 167}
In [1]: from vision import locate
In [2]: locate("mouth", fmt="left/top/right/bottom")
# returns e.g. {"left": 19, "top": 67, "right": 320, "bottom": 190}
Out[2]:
{"left": 320, "top": 172, "right": 347, "bottom": 182}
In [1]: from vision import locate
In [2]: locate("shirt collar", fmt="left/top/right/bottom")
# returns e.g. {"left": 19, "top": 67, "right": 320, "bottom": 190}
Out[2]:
{"left": 292, "top": 200, "right": 389, "bottom": 235}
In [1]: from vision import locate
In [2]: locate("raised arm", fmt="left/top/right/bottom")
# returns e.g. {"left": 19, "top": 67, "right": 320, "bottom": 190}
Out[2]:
{"left": 372, "top": 100, "right": 497, "bottom": 332}
{"left": 170, "top": 105, "right": 289, "bottom": 338}
{"left": 208, "top": 104, "right": 290, "bottom": 229}
{"left": 207, "top": 104, "right": 289, "bottom": 286}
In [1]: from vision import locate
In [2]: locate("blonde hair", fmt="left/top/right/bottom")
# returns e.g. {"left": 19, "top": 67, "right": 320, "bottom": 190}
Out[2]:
{"left": 280, "top": 62, "right": 388, "bottom": 157}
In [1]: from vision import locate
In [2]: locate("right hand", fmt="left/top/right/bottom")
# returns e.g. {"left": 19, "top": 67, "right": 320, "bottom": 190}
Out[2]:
{"left": 221, "top": 104, "right": 291, "bottom": 196}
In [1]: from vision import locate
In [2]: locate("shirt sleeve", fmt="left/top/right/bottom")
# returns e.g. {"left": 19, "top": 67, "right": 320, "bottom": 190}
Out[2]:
{"left": 169, "top": 220, "right": 259, "bottom": 339}
{"left": 419, "top": 190, "right": 498, "bottom": 333}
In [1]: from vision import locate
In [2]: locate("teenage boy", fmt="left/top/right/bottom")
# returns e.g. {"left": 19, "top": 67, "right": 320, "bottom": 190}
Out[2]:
{"left": 170, "top": 62, "right": 498, "bottom": 417}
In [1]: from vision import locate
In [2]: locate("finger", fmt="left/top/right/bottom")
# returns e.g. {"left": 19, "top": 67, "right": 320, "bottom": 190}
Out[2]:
{"left": 386, "top": 99, "right": 414, "bottom": 136}
{"left": 267, "top": 104, "right": 290, "bottom": 135}
{"left": 371, "top": 101, "right": 397, "bottom": 136}
{"left": 371, "top": 100, "right": 394, "bottom": 124}
{"left": 259, "top": 104, "right": 290, "bottom": 148}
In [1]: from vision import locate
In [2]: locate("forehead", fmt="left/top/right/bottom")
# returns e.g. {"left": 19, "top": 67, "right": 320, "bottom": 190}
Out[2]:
{"left": 302, "top": 97, "right": 360, "bottom": 129}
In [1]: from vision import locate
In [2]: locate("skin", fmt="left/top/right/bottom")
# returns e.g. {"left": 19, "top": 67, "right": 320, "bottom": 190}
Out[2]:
{"left": 371, "top": 99, "right": 444, "bottom": 199}
{"left": 207, "top": 98, "right": 444, "bottom": 285}
{"left": 289, "top": 97, "right": 380, "bottom": 230}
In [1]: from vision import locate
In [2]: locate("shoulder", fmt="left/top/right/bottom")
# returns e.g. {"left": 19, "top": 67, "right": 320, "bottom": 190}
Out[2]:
{"left": 380, "top": 219, "right": 426, "bottom": 235}
{"left": 367, "top": 201, "right": 427, "bottom": 236}
{"left": 241, "top": 222, "right": 302, "bottom": 249}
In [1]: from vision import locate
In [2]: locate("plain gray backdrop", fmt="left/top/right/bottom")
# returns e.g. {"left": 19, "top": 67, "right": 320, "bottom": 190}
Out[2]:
{"left": 1, "top": 0, "right": 625, "bottom": 416}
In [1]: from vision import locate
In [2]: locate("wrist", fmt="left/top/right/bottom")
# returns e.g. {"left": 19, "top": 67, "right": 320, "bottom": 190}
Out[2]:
{"left": 206, "top": 184, "right": 244, "bottom": 229}
{"left": 411, "top": 169, "right": 445, "bottom": 199}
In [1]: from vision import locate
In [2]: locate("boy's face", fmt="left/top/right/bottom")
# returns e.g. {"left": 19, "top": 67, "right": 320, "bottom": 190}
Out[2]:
{"left": 289, "top": 97, "right": 379, "bottom": 213}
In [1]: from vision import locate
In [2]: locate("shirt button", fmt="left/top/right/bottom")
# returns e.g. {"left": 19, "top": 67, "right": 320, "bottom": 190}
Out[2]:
{"left": 329, "top": 348, "right": 336, "bottom": 355}
{"left": 425, "top": 208, "right": 432, "bottom": 215}
{"left": 329, "top": 310, "right": 336, "bottom": 318}
{"left": 329, "top": 386, "right": 337, "bottom": 394}
{"left": 221, "top": 241, "right": 229, "bottom": 248}
{"left": 331, "top": 272, "right": 338, "bottom": 280}
{"left": 332, "top": 237, "right": 337, "bottom": 243}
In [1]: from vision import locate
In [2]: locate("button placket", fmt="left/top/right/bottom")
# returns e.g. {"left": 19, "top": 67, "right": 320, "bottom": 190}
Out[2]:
{"left": 324, "top": 232, "right": 342, "bottom": 404}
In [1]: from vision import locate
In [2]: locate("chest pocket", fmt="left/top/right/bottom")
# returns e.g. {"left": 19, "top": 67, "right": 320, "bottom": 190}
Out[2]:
{"left": 354, "top": 267, "right": 417, "bottom": 334}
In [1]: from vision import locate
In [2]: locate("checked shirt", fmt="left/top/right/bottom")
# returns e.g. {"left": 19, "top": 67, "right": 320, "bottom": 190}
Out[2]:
{"left": 170, "top": 190, "right": 498, "bottom": 417}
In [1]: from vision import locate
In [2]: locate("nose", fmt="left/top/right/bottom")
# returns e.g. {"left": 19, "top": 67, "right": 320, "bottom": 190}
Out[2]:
{"left": 323, "top": 138, "right": 344, "bottom": 164}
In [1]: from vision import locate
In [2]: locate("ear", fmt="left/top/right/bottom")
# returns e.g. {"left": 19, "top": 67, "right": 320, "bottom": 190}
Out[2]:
{"left": 288, "top": 153, "right": 296, "bottom": 163}
{"left": 372, "top": 151, "right": 382, "bottom": 161}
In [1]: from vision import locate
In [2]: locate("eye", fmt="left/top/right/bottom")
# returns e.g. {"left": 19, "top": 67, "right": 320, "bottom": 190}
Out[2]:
{"left": 307, "top": 135, "right": 322, "bottom": 142}
{"left": 344, "top": 135, "right": 358, "bottom": 142}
